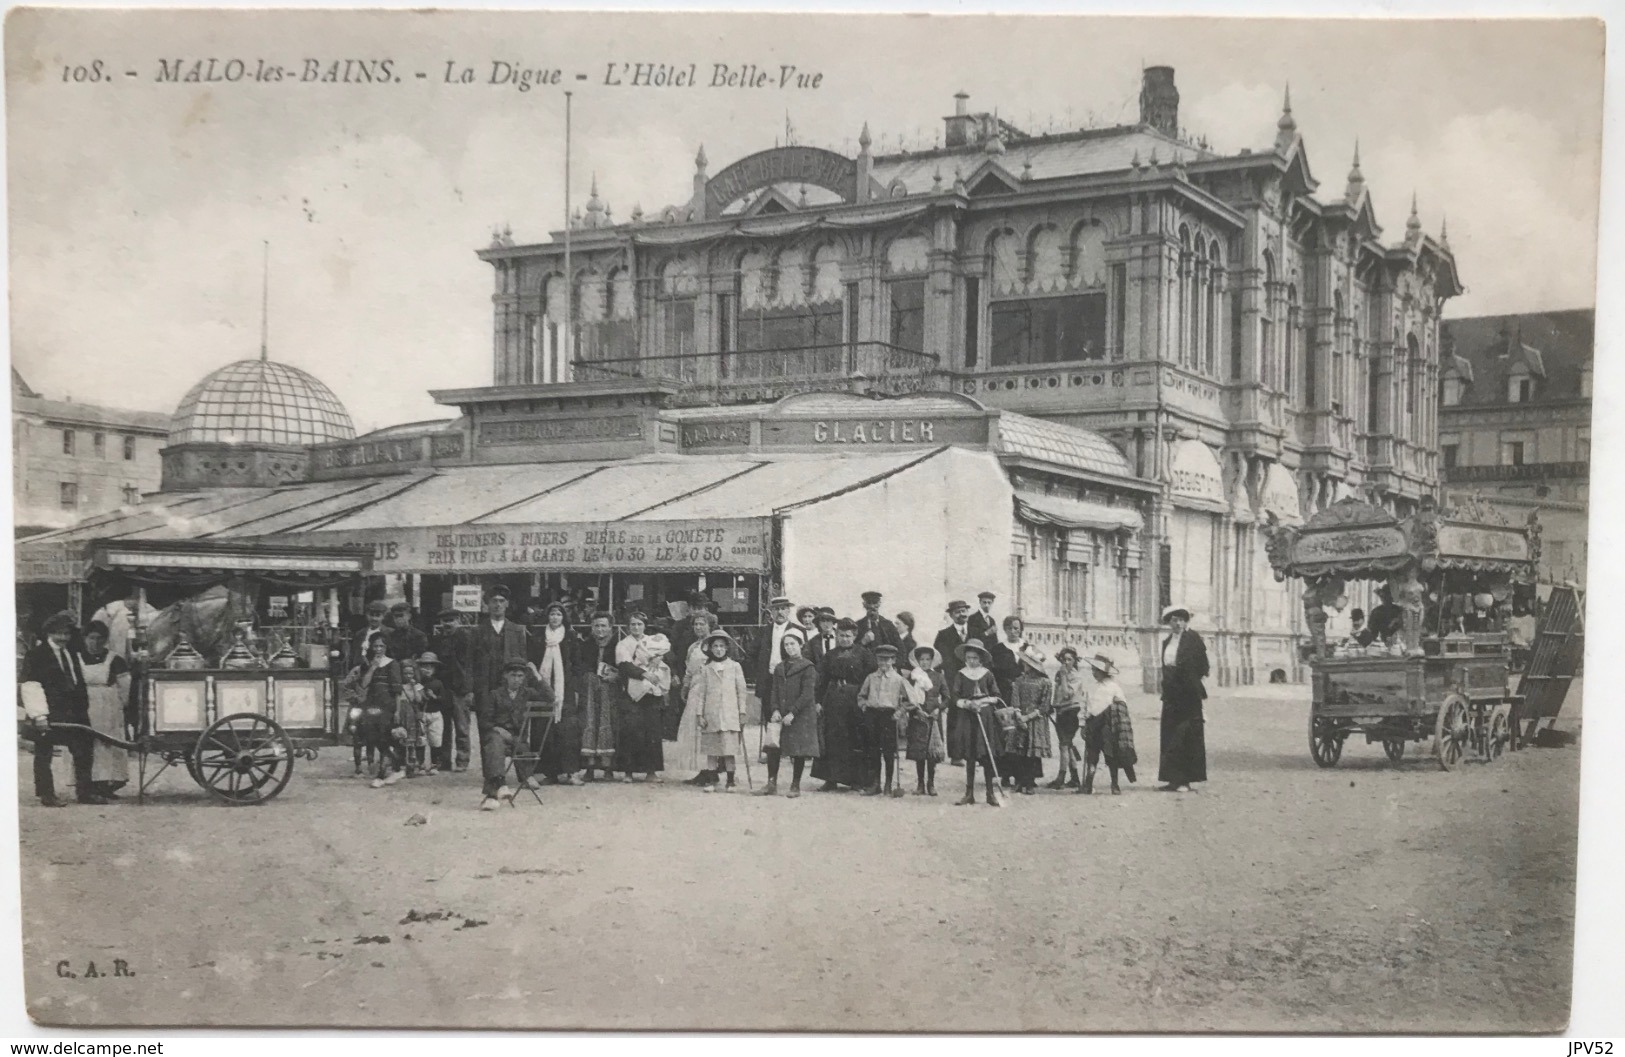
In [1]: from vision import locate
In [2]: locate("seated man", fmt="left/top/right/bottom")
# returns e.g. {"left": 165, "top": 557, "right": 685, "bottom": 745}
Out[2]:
{"left": 1358, "top": 587, "right": 1405, "bottom": 647}
{"left": 478, "top": 660, "right": 554, "bottom": 810}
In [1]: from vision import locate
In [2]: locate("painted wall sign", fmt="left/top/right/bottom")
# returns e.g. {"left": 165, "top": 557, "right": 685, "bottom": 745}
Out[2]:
{"left": 681, "top": 421, "right": 752, "bottom": 449}
{"left": 761, "top": 417, "right": 988, "bottom": 447}
{"left": 1437, "top": 523, "right": 1531, "bottom": 563}
{"left": 477, "top": 415, "right": 643, "bottom": 447}
{"left": 312, "top": 437, "right": 426, "bottom": 471}
{"left": 704, "top": 146, "right": 857, "bottom": 215}
{"left": 13, "top": 542, "right": 90, "bottom": 583}
{"left": 310, "top": 518, "right": 769, "bottom": 574}
{"left": 1291, "top": 525, "right": 1410, "bottom": 566}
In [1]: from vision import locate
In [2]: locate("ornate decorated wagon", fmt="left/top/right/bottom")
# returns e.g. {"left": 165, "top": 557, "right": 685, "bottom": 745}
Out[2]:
{"left": 1264, "top": 495, "right": 1545, "bottom": 770}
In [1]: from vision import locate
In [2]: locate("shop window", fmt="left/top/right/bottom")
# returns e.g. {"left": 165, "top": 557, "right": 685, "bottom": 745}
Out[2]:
{"left": 989, "top": 293, "right": 1107, "bottom": 367}
{"left": 62, "top": 429, "right": 75, "bottom": 455}
{"left": 123, "top": 435, "right": 136, "bottom": 461}
{"left": 93, "top": 432, "right": 105, "bottom": 457}
{"left": 888, "top": 278, "right": 925, "bottom": 354}
{"left": 1501, "top": 441, "right": 1525, "bottom": 467}
{"left": 59, "top": 481, "right": 77, "bottom": 508}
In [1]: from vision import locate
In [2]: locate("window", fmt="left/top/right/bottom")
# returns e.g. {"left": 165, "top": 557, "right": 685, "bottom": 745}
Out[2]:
{"left": 1508, "top": 375, "right": 1532, "bottom": 403}
{"left": 1501, "top": 441, "right": 1526, "bottom": 467}
{"left": 62, "top": 429, "right": 75, "bottom": 455}
{"left": 59, "top": 482, "right": 77, "bottom": 508}
{"left": 1578, "top": 432, "right": 1590, "bottom": 462}
{"left": 121, "top": 484, "right": 140, "bottom": 505}
{"left": 122, "top": 435, "right": 136, "bottom": 461}
{"left": 1064, "top": 557, "right": 1089, "bottom": 621}
{"left": 1442, "top": 443, "right": 1458, "bottom": 469}
{"left": 887, "top": 278, "right": 926, "bottom": 354}
{"left": 963, "top": 277, "right": 980, "bottom": 369}
{"left": 1110, "top": 264, "right": 1127, "bottom": 361}
{"left": 92, "top": 432, "right": 105, "bottom": 457}
{"left": 1442, "top": 377, "right": 1465, "bottom": 406}
{"left": 989, "top": 293, "right": 1107, "bottom": 366}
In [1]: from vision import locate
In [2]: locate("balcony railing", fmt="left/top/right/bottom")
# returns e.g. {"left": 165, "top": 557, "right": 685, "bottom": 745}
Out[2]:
{"left": 573, "top": 342, "right": 942, "bottom": 403}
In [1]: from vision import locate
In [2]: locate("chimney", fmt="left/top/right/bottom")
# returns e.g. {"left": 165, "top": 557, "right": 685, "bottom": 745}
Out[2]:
{"left": 945, "top": 91, "right": 976, "bottom": 148}
{"left": 1139, "top": 66, "right": 1179, "bottom": 137}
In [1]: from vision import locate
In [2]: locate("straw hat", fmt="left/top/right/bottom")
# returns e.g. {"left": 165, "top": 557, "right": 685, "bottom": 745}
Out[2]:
{"left": 1161, "top": 605, "right": 1191, "bottom": 624}
{"left": 1086, "top": 653, "right": 1117, "bottom": 677}
{"left": 955, "top": 638, "right": 991, "bottom": 663}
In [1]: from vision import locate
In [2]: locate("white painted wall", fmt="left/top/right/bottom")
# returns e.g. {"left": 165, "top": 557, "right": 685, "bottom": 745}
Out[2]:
{"left": 780, "top": 446, "right": 1010, "bottom": 628}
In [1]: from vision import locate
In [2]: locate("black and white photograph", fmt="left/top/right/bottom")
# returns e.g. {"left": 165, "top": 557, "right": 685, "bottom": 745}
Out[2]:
{"left": 2, "top": 9, "right": 1608, "bottom": 1033}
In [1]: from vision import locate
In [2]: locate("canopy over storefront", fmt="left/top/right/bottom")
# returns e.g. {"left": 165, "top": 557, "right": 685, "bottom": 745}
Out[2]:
{"left": 1013, "top": 488, "right": 1143, "bottom": 533}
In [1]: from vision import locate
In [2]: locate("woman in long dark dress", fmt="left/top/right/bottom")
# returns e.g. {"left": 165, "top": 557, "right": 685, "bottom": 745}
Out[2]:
{"left": 613, "top": 612, "right": 666, "bottom": 780}
{"left": 572, "top": 614, "right": 621, "bottom": 781}
{"left": 947, "top": 639, "right": 1005, "bottom": 807}
{"left": 1157, "top": 605, "right": 1209, "bottom": 792}
{"left": 769, "top": 630, "right": 820, "bottom": 797}
{"left": 811, "top": 619, "right": 873, "bottom": 792}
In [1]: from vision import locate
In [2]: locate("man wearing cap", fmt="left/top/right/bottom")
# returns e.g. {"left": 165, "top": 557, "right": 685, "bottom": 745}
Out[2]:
{"left": 1157, "top": 606, "right": 1209, "bottom": 793}
{"left": 19, "top": 612, "right": 103, "bottom": 806}
{"left": 967, "top": 591, "right": 1002, "bottom": 645}
{"left": 806, "top": 608, "right": 840, "bottom": 666}
{"left": 478, "top": 660, "right": 554, "bottom": 810}
{"left": 750, "top": 596, "right": 799, "bottom": 790}
{"left": 430, "top": 610, "right": 474, "bottom": 772}
{"left": 933, "top": 600, "right": 975, "bottom": 765}
{"left": 385, "top": 603, "right": 429, "bottom": 662}
{"left": 853, "top": 591, "right": 902, "bottom": 653}
{"left": 471, "top": 586, "right": 529, "bottom": 772}
{"left": 353, "top": 600, "right": 390, "bottom": 669}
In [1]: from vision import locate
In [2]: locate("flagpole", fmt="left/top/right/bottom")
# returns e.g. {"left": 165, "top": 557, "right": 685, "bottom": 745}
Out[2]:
{"left": 259, "top": 240, "right": 270, "bottom": 362}
{"left": 562, "top": 90, "right": 573, "bottom": 383}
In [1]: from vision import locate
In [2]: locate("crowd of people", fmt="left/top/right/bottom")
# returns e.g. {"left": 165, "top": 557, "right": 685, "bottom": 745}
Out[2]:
{"left": 16, "top": 584, "right": 1213, "bottom": 810}
{"left": 340, "top": 586, "right": 1213, "bottom": 812}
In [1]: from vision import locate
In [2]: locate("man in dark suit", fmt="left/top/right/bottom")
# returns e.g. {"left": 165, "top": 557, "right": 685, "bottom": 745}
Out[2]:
{"left": 853, "top": 591, "right": 902, "bottom": 653}
{"left": 19, "top": 611, "right": 103, "bottom": 806}
{"left": 966, "top": 591, "right": 1001, "bottom": 646}
{"left": 384, "top": 602, "right": 428, "bottom": 661}
{"left": 1156, "top": 605, "right": 1211, "bottom": 792}
{"left": 470, "top": 586, "right": 529, "bottom": 767}
{"left": 430, "top": 609, "right": 473, "bottom": 772}
{"left": 806, "top": 608, "right": 839, "bottom": 666}
{"left": 932, "top": 600, "right": 975, "bottom": 766}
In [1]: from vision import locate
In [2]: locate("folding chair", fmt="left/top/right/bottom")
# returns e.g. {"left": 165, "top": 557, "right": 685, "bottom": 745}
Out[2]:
{"left": 501, "top": 703, "right": 554, "bottom": 807}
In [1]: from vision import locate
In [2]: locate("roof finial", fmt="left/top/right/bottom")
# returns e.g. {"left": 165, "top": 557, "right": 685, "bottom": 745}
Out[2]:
{"left": 1440, "top": 214, "right": 1450, "bottom": 247}
{"left": 1275, "top": 83, "right": 1298, "bottom": 151}
{"left": 859, "top": 121, "right": 872, "bottom": 152}
{"left": 1344, "top": 140, "right": 1365, "bottom": 200}
{"left": 259, "top": 240, "right": 270, "bottom": 362}
{"left": 932, "top": 166, "right": 943, "bottom": 191}
{"left": 695, "top": 144, "right": 708, "bottom": 172}
{"left": 1407, "top": 192, "right": 1422, "bottom": 238}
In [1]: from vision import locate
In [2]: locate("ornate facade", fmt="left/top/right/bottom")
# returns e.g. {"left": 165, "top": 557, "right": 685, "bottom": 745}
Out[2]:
{"left": 478, "top": 66, "right": 1461, "bottom": 684}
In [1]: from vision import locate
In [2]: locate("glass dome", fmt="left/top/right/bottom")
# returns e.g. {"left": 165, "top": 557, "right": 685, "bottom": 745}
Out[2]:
{"left": 168, "top": 359, "right": 355, "bottom": 446}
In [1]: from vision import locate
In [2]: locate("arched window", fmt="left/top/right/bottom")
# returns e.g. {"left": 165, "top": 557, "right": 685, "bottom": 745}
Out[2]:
{"left": 1260, "top": 252, "right": 1277, "bottom": 388}
{"left": 1331, "top": 291, "right": 1345, "bottom": 414}
{"left": 1178, "top": 226, "right": 1193, "bottom": 369}
{"left": 1285, "top": 283, "right": 1300, "bottom": 400}
{"left": 1406, "top": 333, "right": 1421, "bottom": 435}
{"left": 1204, "top": 240, "right": 1221, "bottom": 377}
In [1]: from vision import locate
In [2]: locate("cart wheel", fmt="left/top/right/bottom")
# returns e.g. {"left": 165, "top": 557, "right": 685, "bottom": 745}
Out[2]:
{"left": 1434, "top": 695, "right": 1469, "bottom": 772}
{"left": 1488, "top": 708, "right": 1510, "bottom": 761}
{"left": 1382, "top": 738, "right": 1406, "bottom": 763}
{"left": 1309, "top": 716, "right": 1344, "bottom": 768}
{"left": 193, "top": 713, "right": 295, "bottom": 804}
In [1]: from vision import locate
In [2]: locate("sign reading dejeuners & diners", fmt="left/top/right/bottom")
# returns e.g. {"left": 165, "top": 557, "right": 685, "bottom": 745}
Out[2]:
{"left": 307, "top": 518, "right": 769, "bottom": 574}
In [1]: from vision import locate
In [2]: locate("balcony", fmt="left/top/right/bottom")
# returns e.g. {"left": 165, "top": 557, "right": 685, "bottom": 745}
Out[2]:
{"left": 573, "top": 342, "right": 943, "bottom": 407}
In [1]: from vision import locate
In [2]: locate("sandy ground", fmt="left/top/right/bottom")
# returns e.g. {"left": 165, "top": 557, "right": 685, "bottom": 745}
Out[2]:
{"left": 17, "top": 681, "right": 1580, "bottom": 1032}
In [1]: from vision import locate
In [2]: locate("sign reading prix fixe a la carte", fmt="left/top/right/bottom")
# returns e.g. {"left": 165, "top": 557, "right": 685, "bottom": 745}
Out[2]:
{"left": 1291, "top": 524, "right": 1410, "bottom": 567}
{"left": 318, "top": 518, "right": 769, "bottom": 574}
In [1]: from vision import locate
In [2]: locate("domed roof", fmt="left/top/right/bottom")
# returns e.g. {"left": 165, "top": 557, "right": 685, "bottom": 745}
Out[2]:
{"left": 169, "top": 359, "right": 355, "bottom": 446}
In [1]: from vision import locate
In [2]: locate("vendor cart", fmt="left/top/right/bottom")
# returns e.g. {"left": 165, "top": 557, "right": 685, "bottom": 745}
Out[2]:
{"left": 1264, "top": 494, "right": 1550, "bottom": 771}
{"left": 52, "top": 538, "right": 372, "bottom": 804}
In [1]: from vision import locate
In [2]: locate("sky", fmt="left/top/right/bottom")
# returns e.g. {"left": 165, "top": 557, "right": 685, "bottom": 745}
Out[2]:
{"left": 3, "top": 11, "right": 1605, "bottom": 433}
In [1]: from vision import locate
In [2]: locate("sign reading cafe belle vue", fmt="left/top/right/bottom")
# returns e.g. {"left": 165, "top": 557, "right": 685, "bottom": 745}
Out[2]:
{"left": 319, "top": 518, "right": 769, "bottom": 574}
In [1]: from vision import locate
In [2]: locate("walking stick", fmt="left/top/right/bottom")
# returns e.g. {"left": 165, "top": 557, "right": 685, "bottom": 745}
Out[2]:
{"left": 972, "top": 702, "right": 1002, "bottom": 784}
{"left": 739, "top": 721, "right": 754, "bottom": 790}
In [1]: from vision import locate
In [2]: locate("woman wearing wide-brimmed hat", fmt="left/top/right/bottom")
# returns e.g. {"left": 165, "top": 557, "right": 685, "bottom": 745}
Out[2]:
{"left": 1048, "top": 646, "right": 1088, "bottom": 790}
{"left": 903, "top": 644, "right": 946, "bottom": 795}
{"left": 947, "top": 638, "right": 1005, "bottom": 807}
{"left": 1082, "top": 653, "right": 1138, "bottom": 794}
{"left": 687, "top": 629, "right": 749, "bottom": 793}
{"left": 1156, "top": 605, "right": 1208, "bottom": 793}
{"left": 1005, "top": 646, "right": 1054, "bottom": 794}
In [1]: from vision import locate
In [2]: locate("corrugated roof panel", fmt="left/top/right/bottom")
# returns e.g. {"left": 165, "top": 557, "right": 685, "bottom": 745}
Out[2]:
{"left": 640, "top": 450, "right": 930, "bottom": 520}
{"left": 46, "top": 489, "right": 279, "bottom": 542}
{"left": 315, "top": 463, "right": 604, "bottom": 530}
{"left": 996, "top": 412, "right": 1135, "bottom": 479}
{"left": 481, "top": 459, "right": 764, "bottom": 523}
{"left": 209, "top": 476, "right": 436, "bottom": 537}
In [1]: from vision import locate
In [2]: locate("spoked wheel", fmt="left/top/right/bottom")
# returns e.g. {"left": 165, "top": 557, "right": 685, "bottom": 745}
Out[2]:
{"left": 193, "top": 713, "right": 295, "bottom": 804}
{"left": 1487, "top": 707, "right": 1510, "bottom": 761}
{"left": 1309, "top": 716, "right": 1344, "bottom": 768}
{"left": 1434, "top": 695, "right": 1470, "bottom": 772}
{"left": 1383, "top": 738, "right": 1406, "bottom": 763}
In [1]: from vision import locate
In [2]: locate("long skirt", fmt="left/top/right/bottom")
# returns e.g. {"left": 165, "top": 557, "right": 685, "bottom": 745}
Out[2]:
{"left": 616, "top": 696, "right": 665, "bottom": 773}
{"left": 1157, "top": 695, "right": 1206, "bottom": 785}
{"left": 541, "top": 696, "right": 582, "bottom": 777}
{"left": 86, "top": 684, "right": 128, "bottom": 788}
{"left": 661, "top": 685, "right": 685, "bottom": 741}
{"left": 810, "top": 684, "right": 867, "bottom": 787}
{"left": 947, "top": 702, "right": 1004, "bottom": 765}
{"left": 701, "top": 729, "right": 743, "bottom": 768}
{"left": 579, "top": 678, "right": 618, "bottom": 766}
